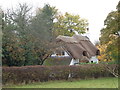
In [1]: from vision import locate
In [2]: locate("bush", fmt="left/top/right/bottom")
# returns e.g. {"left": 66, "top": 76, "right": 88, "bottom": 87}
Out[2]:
{"left": 2, "top": 64, "right": 117, "bottom": 85}
{"left": 43, "top": 57, "right": 72, "bottom": 66}
{"left": 2, "top": 66, "right": 50, "bottom": 84}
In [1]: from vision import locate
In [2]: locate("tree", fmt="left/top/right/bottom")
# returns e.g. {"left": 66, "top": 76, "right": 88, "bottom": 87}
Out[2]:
{"left": 30, "top": 4, "right": 58, "bottom": 65}
{"left": 54, "top": 12, "right": 88, "bottom": 36}
{"left": 2, "top": 3, "right": 35, "bottom": 66}
{"left": 99, "top": 1, "right": 120, "bottom": 63}
{"left": 31, "top": 4, "right": 58, "bottom": 41}
{"left": 117, "top": 1, "right": 120, "bottom": 12}
{"left": 0, "top": 7, "right": 3, "bottom": 66}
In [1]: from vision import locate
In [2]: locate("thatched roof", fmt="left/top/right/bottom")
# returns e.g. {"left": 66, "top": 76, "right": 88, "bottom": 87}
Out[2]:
{"left": 56, "top": 34, "right": 100, "bottom": 59}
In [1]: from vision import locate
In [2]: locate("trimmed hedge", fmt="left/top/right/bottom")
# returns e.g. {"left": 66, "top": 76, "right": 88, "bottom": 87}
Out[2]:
{"left": 43, "top": 57, "right": 72, "bottom": 66}
{"left": 2, "top": 64, "right": 117, "bottom": 85}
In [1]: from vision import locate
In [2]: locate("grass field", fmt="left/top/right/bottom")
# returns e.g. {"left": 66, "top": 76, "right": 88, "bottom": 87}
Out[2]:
{"left": 3, "top": 77, "right": 118, "bottom": 88}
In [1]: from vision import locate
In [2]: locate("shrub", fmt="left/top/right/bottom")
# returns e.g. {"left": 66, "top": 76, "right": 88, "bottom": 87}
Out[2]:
{"left": 2, "top": 66, "right": 50, "bottom": 84}
{"left": 43, "top": 57, "right": 71, "bottom": 66}
{"left": 49, "top": 65, "right": 70, "bottom": 80}
{"left": 2, "top": 64, "right": 117, "bottom": 85}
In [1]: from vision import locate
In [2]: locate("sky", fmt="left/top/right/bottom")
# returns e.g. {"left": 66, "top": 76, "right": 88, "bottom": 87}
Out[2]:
{"left": 0, "top": 0, "right": 119, "bottom": 43}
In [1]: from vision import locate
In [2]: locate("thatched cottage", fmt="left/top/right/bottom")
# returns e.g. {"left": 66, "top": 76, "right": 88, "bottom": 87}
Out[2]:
{"left": 51, "top": 34, "right": 100, "bottom": 65}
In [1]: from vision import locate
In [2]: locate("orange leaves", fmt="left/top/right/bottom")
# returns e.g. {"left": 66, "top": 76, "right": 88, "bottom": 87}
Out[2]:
{"left": 97, "top": 44, "right": 107, "bottom": 62}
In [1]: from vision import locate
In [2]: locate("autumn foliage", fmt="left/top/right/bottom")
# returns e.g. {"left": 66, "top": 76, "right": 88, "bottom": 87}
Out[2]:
{"left": 99, "top": 2, "right": 120, "bottom": 63}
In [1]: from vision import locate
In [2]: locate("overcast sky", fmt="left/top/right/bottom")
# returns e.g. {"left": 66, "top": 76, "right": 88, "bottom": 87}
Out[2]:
{"left": 0, "top": 0, "right": 119, "bottom": 43}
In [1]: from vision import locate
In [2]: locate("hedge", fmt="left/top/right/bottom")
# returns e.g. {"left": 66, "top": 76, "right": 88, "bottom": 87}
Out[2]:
{"left": 2, "top": 64, "right": 117, "bottom": 85}
{"left": 43, "top": 57, "right": 72, "bottom": 66}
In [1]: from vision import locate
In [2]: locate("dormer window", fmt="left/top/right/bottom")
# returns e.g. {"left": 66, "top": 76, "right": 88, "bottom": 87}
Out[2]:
{"left": 62, "top": 51, "right": 65, "bottom": 55}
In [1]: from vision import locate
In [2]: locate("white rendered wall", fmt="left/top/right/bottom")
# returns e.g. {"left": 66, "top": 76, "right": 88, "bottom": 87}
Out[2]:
{"left": 51, "top": 51, "right": 69, "bottom": 57}
{"left": 69, "top": 59, "right": 79, "bottom": 65}
{"left": 89, "top": 56, "right": 98, "bottom": 63}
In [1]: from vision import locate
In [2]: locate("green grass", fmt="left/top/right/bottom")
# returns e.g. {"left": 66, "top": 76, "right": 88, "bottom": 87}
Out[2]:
{"left": 3, "top": 77, "right": 118, "bottom": 88}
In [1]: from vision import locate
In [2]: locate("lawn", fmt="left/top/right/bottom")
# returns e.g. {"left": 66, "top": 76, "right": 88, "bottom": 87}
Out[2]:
{"left": 3, "top": 77, "right": 118, "bottom": 88}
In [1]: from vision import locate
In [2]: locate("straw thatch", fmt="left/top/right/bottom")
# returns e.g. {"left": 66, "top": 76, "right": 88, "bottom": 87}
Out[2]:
{"left": 56, "top": 34, "right": 100, "bottom": 60}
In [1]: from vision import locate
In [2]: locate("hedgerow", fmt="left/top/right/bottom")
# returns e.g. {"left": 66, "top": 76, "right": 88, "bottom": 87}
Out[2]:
{"left": 2, "top": 64, "right": 117, "bottom": 85}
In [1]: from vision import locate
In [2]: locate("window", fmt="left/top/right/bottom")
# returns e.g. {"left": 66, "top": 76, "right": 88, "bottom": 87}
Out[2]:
{"left": 91, "top": 61, "right": 93, "bottom": 63}
{"left": 83, "top": 51, "right": 87, "bottom": 56}
{"left": 62, "top": 51, "right": 65, "bottom": 55}
{"left": 96, "top": 50, "right": 100, "bottom": 55}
